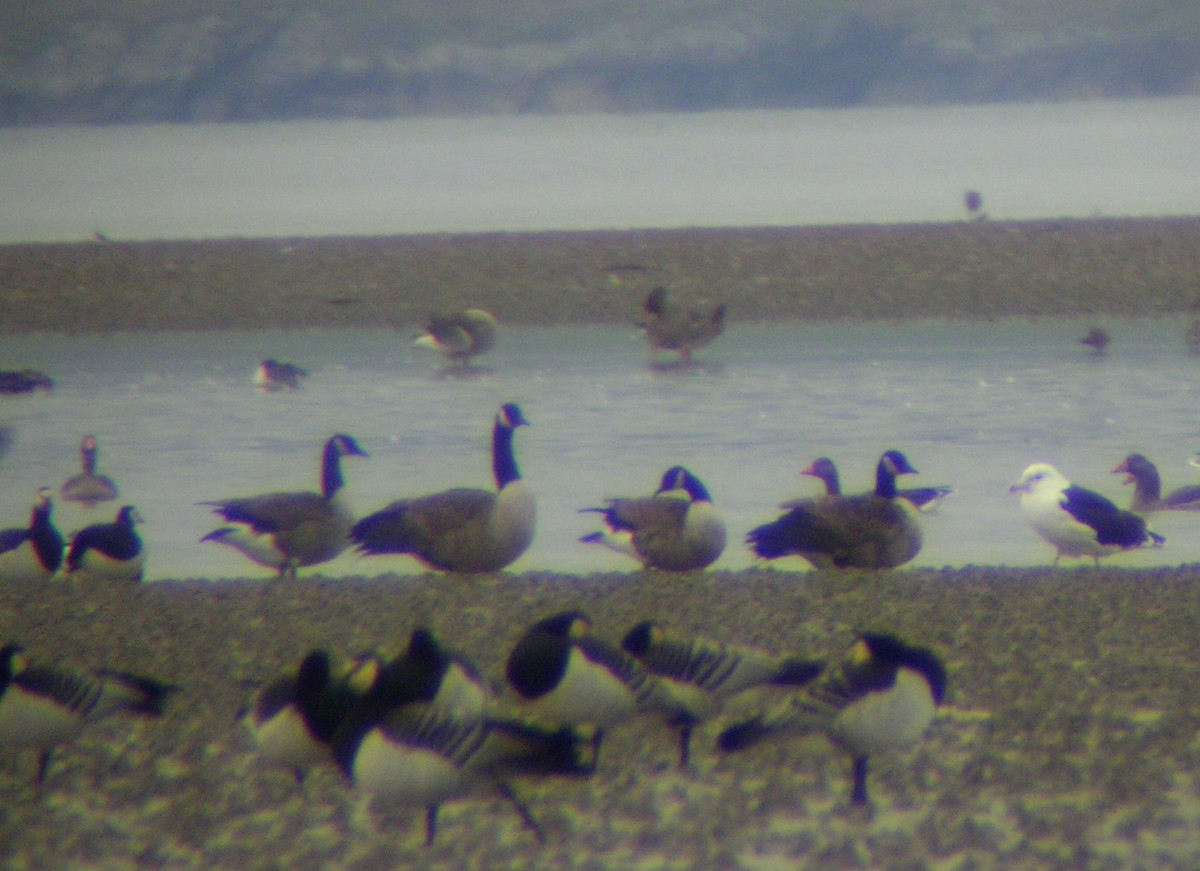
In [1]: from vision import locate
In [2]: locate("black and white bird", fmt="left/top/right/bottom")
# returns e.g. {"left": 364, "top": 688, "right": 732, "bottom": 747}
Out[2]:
{"left": 333, "top": 628, "right": 589, "bottom": 846}
{"left": 640, "top": 286, "right": 726, "bottom": 364}
{"left": 0, "top": 643, "right": 177, "bottom": 783}
{"left": 254, "top": 359, "right": 308, "bottom": 391}
{"left": 240, "top": 648, "right": 384, "bottom": 781}
{"left": 579, "top": 466, "right": 726, "bottom": 571}
{"left": 65, "top": 505, "right": 145, "bottom": 581}
{"left": 620, "top": 621, "right": 824, "bottom": 766}
{"left": 718, "top": 632, "right": 947, "bottom": 807}
{"left": 1111, "top": 453, "right": 1200, "bottom": 514}
{"left": 413, "top": 309, "right": 498, "bottom": 367}
{"left": 201, "top": 433, "right": 368, "bottom": 578}
{"left": 1010, "top": 463, "right": 1165, "bottom": 565}
{"left": 60, "top": 434, "right": 119, "bottom": 508}
{"left": 788, "top": 456, "right": 954, "bottom": 513}
{"left": 351, "top": 404, "right": 535, "bottom": 573}
{"left": 0, "top": 488, "right": 64, "bottom": 581}
{"left": 747, "top": 450, "right": 924, "bottom": 570}
{"left": 504, "top": 611, "right": 685, "bottom": 757}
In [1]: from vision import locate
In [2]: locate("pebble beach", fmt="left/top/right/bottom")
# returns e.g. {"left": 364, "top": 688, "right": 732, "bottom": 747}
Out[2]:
{"left": 4, "top": 217, "right": 1200, "bottom": 869}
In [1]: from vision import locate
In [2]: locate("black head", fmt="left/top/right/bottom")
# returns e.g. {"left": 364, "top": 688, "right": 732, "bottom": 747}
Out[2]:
{"left": 859, "top": 633, "right": 947, "bottom": 705}
{"left": 328, "top": 434, "right": 368, "bottom": 459}
{"left": 116, "top": 505, "right": 141, "bottom": 526}
{"left": 498, "top": 403, "right": 530, "bottom": 429}
{"left": 656, "top": 466, "right": 712, "bottom": 502}
{"left": 880, "top": 451, "right": 918, "bottom": 477}
{"left": 620, "top": 620, "right": 663, "bottom": 658}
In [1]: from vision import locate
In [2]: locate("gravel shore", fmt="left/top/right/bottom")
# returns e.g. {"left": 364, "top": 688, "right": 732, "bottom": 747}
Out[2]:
{"left": 2, "top": 217, "right": 1200, "bottom": 332}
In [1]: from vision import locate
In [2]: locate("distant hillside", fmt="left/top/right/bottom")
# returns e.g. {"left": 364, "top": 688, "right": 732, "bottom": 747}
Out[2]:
{"left": 2, "top": 0, "right": 1198, "bottom": 124}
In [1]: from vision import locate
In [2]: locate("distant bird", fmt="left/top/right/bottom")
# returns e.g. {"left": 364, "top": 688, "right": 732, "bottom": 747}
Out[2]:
{"left": 351, "top": 404, "right": 535, "bottom": 573}
{"left": 413, "top": 309, "right": 498, "bottom": 367}
{"left": 240, "top": 648, "right": 383, "bottom": 782}
{"left": 640, "top": 286, "right": 726, "bottom": 364}
{"left": 620, "top": 621, "right": 823, "bottom": 766}
{"left": 254, "top": 359, "right": 308, "bottom": 391}
{"left": 0, "top": 369, "right": 53, "bottom": 394}
{"left": 201, "top": 433, "right": 368, "bottom": 578}
{"left": 1186, "top": 319, "right": 1200, "bottom": 354}
{"left": 1080, "top": 327, "right": 1110, "bottom": 355}
{"left": 333, "top": 628, "right": 590, "bottom": 846}
{"left": 718, "top": 632, "right": 947, "bottom": 807}
{"left": 65, "top": 505, "right": 145, "bottom": 581}
{"left": 504, "top": 611, "right": 685, "bottom": 761}
{"left": 579, "top": 466, "right": 726, "bottom": 571}
{"left": 0, "top": 643, "right": 177, "bottom": 783}
{"left": 1112, "top": 453, "right": 1200, "bottom": 514}
{"left": 963, "top": 190, "right": 985, "bottom": 220}
{"left": 787, "top": 456, "right": 954, "bottom": 513}
{"left": 60, "top": 434, "right": 119, "bottom": 508}
{"left": 747, "top": 450, "right": 924, "bottom": 569}
{"left": 0, "top": 488, "right": 64, "bottom": 581}
{"left": 1010, "top": 463, "right": 1165, "bottom": 565}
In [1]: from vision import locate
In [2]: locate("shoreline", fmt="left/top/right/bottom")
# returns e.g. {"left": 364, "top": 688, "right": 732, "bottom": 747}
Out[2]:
{"left": 3, "top": 216, "right": 1200, "bottom": 332}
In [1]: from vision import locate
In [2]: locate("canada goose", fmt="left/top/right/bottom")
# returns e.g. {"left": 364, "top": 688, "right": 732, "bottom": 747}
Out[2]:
{"left": 620, "top": 620, "right": 823, "bottom": 766}
{"left": 718, "top": 633, "right": 947, "bottom": 807}
{"left": 414, "top": 309, "right": 498, "bottom": 366}
{"left": 579, "top": 466, "right": 726, "bottom": 571}
{"left": 787, "top": 456, "right": 953, "bottom": 513}
{"left": 1010, "top": 463, "right": 1164, "bottom": 565}
{"left": 60, "top": 435, "right": 119, "bottom": 507}
{"left": 0, "top": 370, "right": 53, "bottom": 394}
{"left": 65, "top": 505, "right": 145, "bottom": 581}
{"left": 640, "top": 287, "right": 726, "bottom": 363}
{"left": 254, "top": 359, "right": 308, "bottom": 391}
{"left": 351, "top": 404, "right": 535, "bottom": 573}
{"left": 0, "top": 488, "right": 64, "bottom": 581}
{"left": 1111, "top": 453, "right": 1200, "bottom": 514}
{"left": 0, "top": 643, "right": 177, "bottom": 783}
{"left": 747, "top": 450, "right": 924, "bottom": 569}
{"left": 200, "top": 433, "right": 368, "bottom": 578}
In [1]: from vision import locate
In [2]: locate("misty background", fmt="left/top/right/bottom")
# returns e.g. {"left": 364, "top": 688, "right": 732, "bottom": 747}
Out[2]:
{"left": 3, "top": 0, "right": 1198, "bottom": 125}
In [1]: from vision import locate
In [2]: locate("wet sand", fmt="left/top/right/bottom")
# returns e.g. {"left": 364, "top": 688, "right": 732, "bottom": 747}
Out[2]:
{"left": 2, "top": 217, "right": 1200, "bottom": 332}
{"left": 4, "top": 218, "right": 1200, "bottom": 868}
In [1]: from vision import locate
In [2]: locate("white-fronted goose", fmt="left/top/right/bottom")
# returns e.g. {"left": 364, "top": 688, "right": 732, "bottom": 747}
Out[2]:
{"left": 1112, "top": 453, "right": 1200, "bottom": 514}
{"left": 414, "top": 309, "right": 498, "bottom": 366}
{"left": 65, "top": 505, "right": 145, "bottom": 581}
{"left": 0, "top": 488, "right": 64, "bottom": 581}
{"left": 201, "top": 433, "right": 368, "bottom": 578}
{"left": 60, "top": 435, "right": 119, "bottom": 508}
{"left": 0, "top": 643, "right": 177, "bottom": 783}
{"left": 1010, "top": 463, "right": 1164, "bottom": 565}
{"left": 747, "top": 450, "right": 924, "bottom": 569}
{"left": 350, "top": 404, "right": 534, "bottom": 573}
{"left": 718, "top": 633, "right": 947, "bottom": 807}
{"left": 579, "top": 466, "right": 726, "bottom": 571}
{"left": 640, "top": 286, "right": 726, "bottom": 363}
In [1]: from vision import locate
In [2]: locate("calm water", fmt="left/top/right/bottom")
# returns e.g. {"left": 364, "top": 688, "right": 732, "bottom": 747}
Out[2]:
{"left": 1, "top": 98, "right": 1198, "bottom": 242}
{"left": 2, "top": 319, "right": 1199, "bottom": 581}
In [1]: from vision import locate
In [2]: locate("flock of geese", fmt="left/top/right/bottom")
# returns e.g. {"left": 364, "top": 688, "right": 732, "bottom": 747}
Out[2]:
{"left": 0, "top": 608, "right": 946, "bottom": 845}
{"left": 3, "top": 288, "right": 1196, "bottom": 847}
